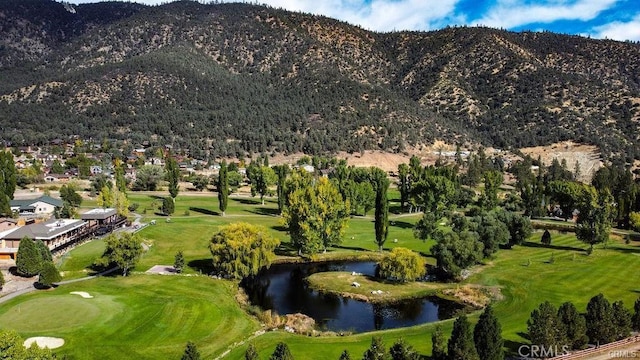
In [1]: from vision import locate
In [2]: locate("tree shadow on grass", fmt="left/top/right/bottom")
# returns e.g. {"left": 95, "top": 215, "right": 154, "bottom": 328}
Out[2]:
{"left": 333, "top": 244, "right": 371, "bottom": 252}
{"left": 188, "top": 259, "right": 214, "bottom": 274}
{"left": 271, "top": 224, "right": 288, "bottom": 232}
{"left": 389, "top": 220, "right": 414, "bottom": 229}
{"left": 232, "top": 198, "right": 261, "bottom": 205}
{"left": 522, "top": 241, "right": 585, "bottom": 252}
{"left": 189, "top": 207, "right": 219, "bottom": 216}
{"left": 245, "top": 207, "right": 280, "bottom": 216}
{"left": 275, "top": 242, "right": 298, "bottom": 256}
{"left": 505, "top": 339, "right": 528, "bottom": 355}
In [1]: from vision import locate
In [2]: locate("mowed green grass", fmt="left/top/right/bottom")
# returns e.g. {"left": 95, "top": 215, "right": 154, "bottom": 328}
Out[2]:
{"left": 6, "top": 193, "right": 640, "bottom": 359}
{"left": 0, "top": 275, "right": 259, "bottom": 360}
{"left": 57, "top": 239, "right": 106, "bottom": 279}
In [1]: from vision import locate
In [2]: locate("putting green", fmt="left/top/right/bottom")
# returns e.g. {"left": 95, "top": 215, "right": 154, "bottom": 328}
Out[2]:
{"left": 0, "top": 294, "right": 122, "bottom": 333}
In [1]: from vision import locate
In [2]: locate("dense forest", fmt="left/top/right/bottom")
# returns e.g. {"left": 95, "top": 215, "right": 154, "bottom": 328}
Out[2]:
{"left": 0, "top": 0, "right": 638, "bottom": 160}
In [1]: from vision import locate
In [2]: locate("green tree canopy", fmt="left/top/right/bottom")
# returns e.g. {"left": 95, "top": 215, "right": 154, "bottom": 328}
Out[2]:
{"left": 162, "top": 196, "right": 175, "bottom": 215}
{"left": 557, "top": 302, "right": 588, "bottom": 350}
{"left": 474, "top": 306, "right": 504, "bottom": 360}
{"left": 181, "top": 341, "right": 201, "bottom": 360}
{"left": 269, "top": 342, "right": 293, "bottom": 360}
{"left": 447, "top": 315, "right": 479, "bottom": 360}
{"left": 209, "top": 222, "right": 280, "bottom": 279}
{"left": 431, "top": 230, "right": 483, "bottom": 280}
{"left": 585, "top": 294, "right": 615, "bottom": 344}
{"left": 38, "top": 261, "right": 62, "bottom": 288}
{"left": 218, "top": 160, "right": 229, "bottom": 216}
{"left": 245, "top": 343, "right": 259, "bottom": 360}
{"left": 373, "top": 168, "right": 389, "bottom": 251}
{"left": 431, "top": 325, "right": 447, "bottom": 360}
{"left": 389, "top": 339, "right": 419, "bottom": 360}
{"left": 174, "top": 251, "right": 185, "bottom": 273}
{"left": 165, "top": 155, "right": 180, "bottom": 200}
{"left": 362, "top": 336, "right": 389, "bottom": 360}
{"left": 527, "top": 301, "right": 567, "bottom": 349}
{"left": 133, "top": 165, "right": 164, "bottom": 191}
{"left": 378, "top": 247, "right": 426, "bottom": 283}
{"left": 96, "top": 233, "right": 144, "bottom": 276}
{"left": 16, "top": 237, "right": 41, "bottom": 277}
{"left": 283, "top": 176, "right": 349, "bottom": 255}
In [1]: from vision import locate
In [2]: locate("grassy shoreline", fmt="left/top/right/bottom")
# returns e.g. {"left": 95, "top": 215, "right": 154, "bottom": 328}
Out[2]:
{"left": 306, "top": 271, "right": 453, "bottom": 304}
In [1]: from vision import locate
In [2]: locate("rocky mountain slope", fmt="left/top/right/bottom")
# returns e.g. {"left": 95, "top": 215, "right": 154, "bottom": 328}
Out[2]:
{"left": 0, "top": 0, "right": 638, "bottom": 160}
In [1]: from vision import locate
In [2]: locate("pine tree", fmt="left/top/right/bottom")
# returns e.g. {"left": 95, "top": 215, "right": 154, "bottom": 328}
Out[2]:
{"left": 35, "top": 239, "right": 52, "bottom": 262}
{"left": 447, "top": 315, "right": 479, "bottom": 360}
{"left": 473, "top": 306, "right": 504, "bottom": 360}
{"left": 431, "top": 325, "right": 447, "bottom": 360}
{"left": 0, "top": 268, "right": 5, "bottom": 290}
{"left": 245, "top": 343, "right": 259, "bottom": 360}
{"left": 557, "top": 302, "right": 588, "bottom": 349}
{"left": 16, "top": 237, "right": 41, "bottom": 277}
{"left": 632, "top": 298, "right": 640, "bottom": 331}
{"left": 338, "top": 350, "right": 351, "bottom": 360}
{"left": 362, "top": 336, "right": 389, "bottom": 360}
{"left": 181, "top": 341, "right": 200, "bottom": 360}
{"left": 174, "top": 251, "right": 185, "bottom": 273}
{"left": 612, "top": 300, "right": 632, "bottom": 340}
{"left": 585, "top": 294, "right": 615, "bottom": 345}
{"left": 269, "top": 342, "right": 293, "bottom": 360}
{"left": 527, "top": 302, "right": 566, "bottom": 351}
{"left": 218, "top": 160, "right": 229, "bottom": 216}
{"left": 389, "top": 339, "right": 419, "bottom": 360}
{"left": 38, "top": 261, "right": 61, "bottom": 288}
{"left": 373, "top": 168, "right": 389, "bottom": 251}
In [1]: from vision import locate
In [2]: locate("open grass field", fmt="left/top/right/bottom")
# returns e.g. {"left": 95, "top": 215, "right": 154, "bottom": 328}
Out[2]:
{"left": 0, "top": 275, "right": 258, "bottom": 360}
{"left": 3, "top": 193, "right": 640, "bottom": 359}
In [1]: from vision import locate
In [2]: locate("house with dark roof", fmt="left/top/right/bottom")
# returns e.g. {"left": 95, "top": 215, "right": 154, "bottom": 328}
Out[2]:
{"left": 10, "top": 196, "right": 63, "bottom": 218}
{"left": 0, "top": 218, "right": 89, "bottom": 260}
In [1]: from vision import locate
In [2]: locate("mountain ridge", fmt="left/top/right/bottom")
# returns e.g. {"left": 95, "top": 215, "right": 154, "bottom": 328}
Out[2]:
{"left": 0, "top": 0, "right": 638, "bottom": 160}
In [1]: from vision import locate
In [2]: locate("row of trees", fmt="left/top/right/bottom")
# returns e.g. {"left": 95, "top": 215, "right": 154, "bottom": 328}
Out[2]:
{"left": 0, "top": 150, "right": 17, "bottom": 216}
{"left": 0, "top": 330, "right": 57, "bottom": 359}
{"left": 528, "top": 294, "right": 640, "bottom": 350}
{"left": 15, "top": 237, "right": 61, "bottom": 286}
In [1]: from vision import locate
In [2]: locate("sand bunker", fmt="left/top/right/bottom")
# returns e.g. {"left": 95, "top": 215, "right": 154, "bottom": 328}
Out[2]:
{"left": 24, "top": 337, "right": 65, "bottom": 349}
{"left": 70, "top": 291, "right": 93, "bottom": 299}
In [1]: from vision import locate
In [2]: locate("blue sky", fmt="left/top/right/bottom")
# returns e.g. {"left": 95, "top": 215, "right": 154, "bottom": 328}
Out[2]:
{"left": 67, "top": 0, "right": 640, "bottom": 41}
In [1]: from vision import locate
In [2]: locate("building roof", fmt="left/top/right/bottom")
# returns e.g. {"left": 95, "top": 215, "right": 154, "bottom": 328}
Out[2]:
{"left": 81, "top": 208, "right": 117, "bottom": 220}
{"left": 1, "top": 218, "right": 86, "bottom": 241}
{"left": 10, "top": 195, "right": 63, "bottom": 209}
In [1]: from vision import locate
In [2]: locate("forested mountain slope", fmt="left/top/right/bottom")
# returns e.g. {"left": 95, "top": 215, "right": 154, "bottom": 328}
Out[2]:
{"left": 1, "top": 0, "right": 638, "bottom": 160}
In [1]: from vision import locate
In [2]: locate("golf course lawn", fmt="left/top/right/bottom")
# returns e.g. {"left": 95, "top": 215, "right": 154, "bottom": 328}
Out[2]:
{"left": 4, "top": 193, "right": 640, "bottom": 359}
{"left": 0, "top": 275, "right": 259, "bottom": 360}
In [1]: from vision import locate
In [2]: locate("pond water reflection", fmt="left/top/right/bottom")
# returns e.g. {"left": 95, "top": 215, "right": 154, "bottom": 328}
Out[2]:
{"left": 242, "top": 261, "right": 463, "bottom": 332}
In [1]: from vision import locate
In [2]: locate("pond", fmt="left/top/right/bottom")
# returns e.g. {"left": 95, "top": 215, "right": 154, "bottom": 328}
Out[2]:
{"left": 241, "top": 261, "right": 464, "bottom": 333}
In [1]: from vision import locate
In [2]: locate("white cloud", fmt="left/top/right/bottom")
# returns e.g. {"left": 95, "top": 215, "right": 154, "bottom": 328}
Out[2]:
{"left": 592, "top": 14, "right": 640, "bottom": 41}
{"left": 67, "top": 0, "right": 462, "bottom": 32}
{"left": 472, "top": 0, "right": 620, "bottom": 29}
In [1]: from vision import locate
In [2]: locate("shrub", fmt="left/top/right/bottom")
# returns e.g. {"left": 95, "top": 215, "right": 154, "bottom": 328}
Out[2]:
{"left": 378, "top": 247, "right": 426, "bottom": 282}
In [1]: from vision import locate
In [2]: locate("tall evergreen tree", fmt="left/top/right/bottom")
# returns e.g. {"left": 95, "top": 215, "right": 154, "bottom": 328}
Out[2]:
{"left": 397, "top": 163, "right": 410, "bottom": 212}
{"left": 373, "top": 168, "right": 389, "bottom": 251}
{"left": 181, "top": 341, "right": 201, "bottom": 360}
{"left": 362, "top": 336, "right": 389, "bottom": 360}
{"left": 38, "top": 261, "right": 61, "bottom": 288}
{"left": 473, "top": 306, "right": 504, "bottom": 360}
{"left": 16, "top": 237, "right": 41, "bottom": 277}
{"left": 35, "top": 239, "right": 52, "bottom": 262}
{"left": 0, "top": 150, "right": 17, "bottom": 200}
{"left": 389, "top": 339, "right": 419, "bottom": 360}
{"left": 245, "top": 343, "right": 259, "bottom": 360}
{"left": 270, "top": 342, "right": 293, "bottom": 360}
{"left": 218, "top": 160, "right": 229, "bottom": 216}
{"left": 0, "top": 268, "right": 4, "bottom": 290}
{"left": 585, "top": 294, "right": 615, "bottom": 344}
{"left": 557, "top": 302, "right": 588, "bottom": 350}
{"left": 339, "top": 350, "right": 351, "bottom": 360}
{"left": 527, "top": 301, "right": 567, "bottom": 350}
{"left": 447, "top": 315, "right": 479, "bottom": 360}
{"left": 632, "top": 298, "right": 640, "bottom": 331}
{"left": 612, "top": 300, "right": 632, "bottom": 340}
{"left": 431, "top": 325, "right": 447, "bottom": 360}
{"left": 273, "top": 165, "right": 289, "bottom": 215}
{"left": 165, "top": 155, "right": 180, "bottom": 200}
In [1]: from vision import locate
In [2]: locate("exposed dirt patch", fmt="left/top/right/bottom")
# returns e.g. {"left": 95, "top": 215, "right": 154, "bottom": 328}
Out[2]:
{"left": 519, "top": 141, "right": 602, "bottom": 182}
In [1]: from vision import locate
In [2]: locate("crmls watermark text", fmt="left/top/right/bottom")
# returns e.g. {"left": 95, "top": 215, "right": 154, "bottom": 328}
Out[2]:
{"left": 518, "top": 345, "right": 571, "bottom": 358}
{"left": 609, "top": 350, "right": 639, "bottom": 358}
